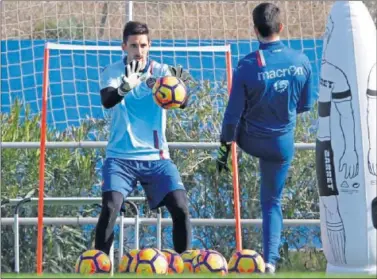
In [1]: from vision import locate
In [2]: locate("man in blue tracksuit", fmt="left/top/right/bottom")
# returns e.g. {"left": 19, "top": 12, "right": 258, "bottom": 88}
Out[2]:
{"left": 216, "top": 2, "right": 318, "bottom": 273}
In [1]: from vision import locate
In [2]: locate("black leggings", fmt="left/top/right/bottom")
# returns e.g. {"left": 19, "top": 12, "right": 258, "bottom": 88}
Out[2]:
{"left": 94, "top": 189, "right": 192, "bottom": 255}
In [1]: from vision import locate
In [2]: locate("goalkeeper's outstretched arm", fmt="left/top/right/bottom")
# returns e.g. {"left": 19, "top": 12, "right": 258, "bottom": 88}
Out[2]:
{"left": 100, "top": 60, "right": 145, "bottom": 109}
{"left": 101, "top": 87, "right": 124, "bottom": 109}
{"left": 100, "top": 65, "right": 124, "bottom": 109}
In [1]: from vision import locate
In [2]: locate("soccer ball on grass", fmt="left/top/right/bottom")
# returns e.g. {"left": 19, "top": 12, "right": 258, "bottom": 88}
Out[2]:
{"left": 192, "top": 249, "right": 228, "bottom": 275}
{"left": 228, "top": 249, "right": 265, "bottom": 273}
{"left": 118, "top": 249, "right": 139, "bottom": 273}
{"left": 161, "top": 248, "right": 184, "bottom": 274}
{"left": 129, "top": 248, "right": 168, "bottom": 274}
{"left": 75, "top": 249, "right": 111, "bottom": 274}
{"left": 180, "top": 249, "right": 202, "bottom": 273}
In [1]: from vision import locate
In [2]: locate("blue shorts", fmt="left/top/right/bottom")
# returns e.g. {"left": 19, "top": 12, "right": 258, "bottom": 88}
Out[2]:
{"left": 102, "top": 158, "right": 185, "bottom": 209}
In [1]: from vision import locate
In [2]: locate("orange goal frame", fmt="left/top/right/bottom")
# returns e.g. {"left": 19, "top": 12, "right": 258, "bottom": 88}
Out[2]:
{"left": 36, "top": 43, "right": 242, "bottom": 273}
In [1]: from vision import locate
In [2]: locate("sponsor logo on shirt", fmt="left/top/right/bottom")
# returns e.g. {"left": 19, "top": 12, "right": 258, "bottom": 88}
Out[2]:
{"left": 273, "top": 80, "right": 289, "bottom": 93}
{"left": 258, "top": 65, "right": 304, "bottom": 81}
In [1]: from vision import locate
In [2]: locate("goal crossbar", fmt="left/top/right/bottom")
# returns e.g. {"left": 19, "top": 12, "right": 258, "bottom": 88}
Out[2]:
{"left": 45, "top": 42, "right": 231, "bottom": 52}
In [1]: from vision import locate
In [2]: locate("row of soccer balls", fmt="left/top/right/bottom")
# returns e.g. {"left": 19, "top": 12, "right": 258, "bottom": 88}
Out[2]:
{"left": 75, "top": 248, "right": 266, "bottom": 275}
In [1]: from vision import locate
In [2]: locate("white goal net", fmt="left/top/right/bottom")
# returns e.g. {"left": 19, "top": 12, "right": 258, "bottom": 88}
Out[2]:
{"left": 1, "top": 1, "right": 375, "bottom": 134}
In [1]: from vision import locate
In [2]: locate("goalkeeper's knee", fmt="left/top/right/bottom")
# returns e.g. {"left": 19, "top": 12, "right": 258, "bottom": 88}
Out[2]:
{"left": 164, "top": 190, "right": 190, "bottom": 221}
{"left": 163, "top": 190, "right": 192, "bottom": 253}
{"left": 97, "top": 191, "right": 124, "bottom": 230}
{"left": 104, "top": 191, "right": 123, "bottom": 219}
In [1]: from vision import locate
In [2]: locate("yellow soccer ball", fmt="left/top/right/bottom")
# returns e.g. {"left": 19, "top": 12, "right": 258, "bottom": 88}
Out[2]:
{"left": 180, "top": 249, "right": 202, "bottom": 273}
{"left": 161, "top": 249, "right": 184, "bottom": 274}
{"left": 228, "top": 249, "right": 265, "bottom": 273}
{"left": 129, "top": 248, "right": 168, "bottom": 274}
{"left": 192, "top": 249, "right": 228, "bottom": 275}
{"left": 75, "top": 249, "right": 111, "bottom": 274}
{"left": 152, "top": 76, "right": 188, "bottom": 109}
{"left": 118, "top": 249, "right": 139, "bottom": 273}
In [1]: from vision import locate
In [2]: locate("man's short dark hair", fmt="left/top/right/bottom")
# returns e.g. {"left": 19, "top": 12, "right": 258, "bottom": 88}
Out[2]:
{"left": 252, "top": 3, "right": 281, "bottom": 38}
{"left": 123, "top": 21, "right": 149, "bottom": 43}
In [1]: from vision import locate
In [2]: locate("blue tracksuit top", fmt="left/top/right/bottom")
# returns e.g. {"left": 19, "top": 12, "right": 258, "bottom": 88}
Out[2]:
{"left": 221, "top": 40, "right": 316, "bottom": 141}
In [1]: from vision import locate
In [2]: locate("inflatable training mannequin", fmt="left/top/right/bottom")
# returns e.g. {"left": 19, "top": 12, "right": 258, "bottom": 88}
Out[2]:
{"left": 316, "top": 0, "right": 376, "bottom": 275}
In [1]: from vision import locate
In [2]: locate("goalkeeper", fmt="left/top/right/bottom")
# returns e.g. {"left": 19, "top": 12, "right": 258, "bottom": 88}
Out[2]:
{"left": 216, "top": 3, "right": 317, "bottom": 273}
{"left": 95, "top": 21, "right": 192, "bottom": 255}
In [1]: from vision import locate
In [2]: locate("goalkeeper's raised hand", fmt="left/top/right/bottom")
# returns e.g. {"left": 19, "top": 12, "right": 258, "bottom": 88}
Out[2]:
{"left": 118, "top": 60, "right": 146, "bottom": 96}
{"left": 169, "top": 65, "right": 193, "bottom": 109}
{"left": 168, "top": 65, "right": 193, "bottom": 85}
{"left": 216, "top": 141, "right": 231, "bottom": 174}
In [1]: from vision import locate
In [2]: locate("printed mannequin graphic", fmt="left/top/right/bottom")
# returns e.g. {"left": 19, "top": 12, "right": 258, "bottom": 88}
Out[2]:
{"left": 317, "top": 15, "right": 360, "bottom": 265}
{"left": 316, "top": 2, "right": 376, "bottom": 274}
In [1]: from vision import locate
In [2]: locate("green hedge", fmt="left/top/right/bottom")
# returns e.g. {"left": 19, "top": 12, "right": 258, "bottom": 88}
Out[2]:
{"left": 1, "top": 86, "right": 324, "bottom": 272}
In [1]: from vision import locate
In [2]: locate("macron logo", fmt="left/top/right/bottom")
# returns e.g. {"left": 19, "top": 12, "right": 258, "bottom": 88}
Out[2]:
{"left": 258, "top": 66, "right": 304, "bottom": 81}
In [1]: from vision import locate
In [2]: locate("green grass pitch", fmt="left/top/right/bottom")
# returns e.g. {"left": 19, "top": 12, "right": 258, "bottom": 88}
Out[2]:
{"left": 2, "top": 273, "right": 376, "bottom": 278}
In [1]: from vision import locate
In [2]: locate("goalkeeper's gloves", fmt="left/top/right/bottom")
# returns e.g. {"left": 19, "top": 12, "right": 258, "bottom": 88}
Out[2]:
{"left": 216, "top": 141, "right": 231, "bottom": 174}
{"left": 180, "top": 96, "right": 189, "bottom": 109}
{"left": 118, "top": 60, "right": 148, "bottom": 96}
{"left": 168, "top": 65, "right": 193, "bottom": 85}
{"left": 169, "top": 65, "right": 193, "bottom": 109}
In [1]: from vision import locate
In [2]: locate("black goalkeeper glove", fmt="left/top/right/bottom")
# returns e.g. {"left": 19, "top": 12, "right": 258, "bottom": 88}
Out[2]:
{"left": 169, "top": 64, "right": 193, "bottom": 109}
{"left": 216, "top": 141, "right": 231, "bottom": 174}
{"left": 180, "top": 95, "right": 189, "bottom": 109}
{"left": 168, "top": 64, "right": 193, "bottom": 85}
